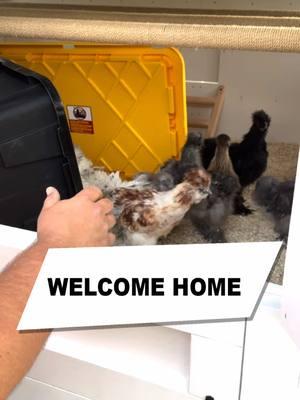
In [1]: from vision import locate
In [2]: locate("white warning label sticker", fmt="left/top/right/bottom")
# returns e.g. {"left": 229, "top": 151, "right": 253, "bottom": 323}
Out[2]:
{"left": 67, "top": 105, "right": 94, "bottom": 134}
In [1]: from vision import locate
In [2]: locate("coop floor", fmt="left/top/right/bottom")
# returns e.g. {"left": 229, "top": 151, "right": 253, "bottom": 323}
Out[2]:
{"left": 160, "top": 142, "right": 299, "bottom": 285}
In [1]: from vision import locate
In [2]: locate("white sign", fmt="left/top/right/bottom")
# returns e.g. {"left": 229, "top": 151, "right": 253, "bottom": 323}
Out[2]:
{"left": 18, "top": 241, "right": 281, "bottom": 330}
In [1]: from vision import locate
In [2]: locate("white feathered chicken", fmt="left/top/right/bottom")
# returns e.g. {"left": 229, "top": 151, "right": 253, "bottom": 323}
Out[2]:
{"left": 75, "top": 145, "right": 211, "bottom": 245}
{"left": 112, "top": 168, "right": 211, "bottom": 245}
{"left": 75, "top": 146, "right": 125, "bottom": 195}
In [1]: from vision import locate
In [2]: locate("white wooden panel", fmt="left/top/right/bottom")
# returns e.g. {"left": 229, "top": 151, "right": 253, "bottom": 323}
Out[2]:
{"left": 168, "top": 320, "right": 244, "bottom": 348}
{"left": 241, "top": 306, "right": 300, "bottom": 400}
{"left": 189, "top": 334, "right": 242, "bottom": 400}
{"left": 168, "top": 283, "right": 283, "bottom": 345}
{"left": 9, "top": 378, "right": 91, "bottom": 400}
{"left": 179, "top": 48, "right": 219, "bottom": 83}
{"left": 186, "top": 81, "right": 219, "bottom": 98}
{"left": 0, "top": 224, "right": 35, "bottom": 250}
{"left": 218, "top": 50, "right": 300, "bottom": 144}
{"left": 186, "top": 81, "right": 219, "bottom": 132}
{"left": 41, "top": 326, "right": 191, "bottom": 393}
{"left": 27, "top": 350, "right": 196, "bottom": 400}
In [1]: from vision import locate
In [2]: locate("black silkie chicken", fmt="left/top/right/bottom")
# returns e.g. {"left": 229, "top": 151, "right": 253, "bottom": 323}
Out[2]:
{"left": 130, "top": 157, "right": 179, "bottom": 192}
{"left": 157, "top": 132, "right": 203, "bottom": 185}
{"left": 201, "top": 110, "right": 271, "bottom": 214}
{"left": 173, "top": 131, "right": 203, "bottom": 182}
{"left": 133, "top": 132, "right": 203, "bottom": 192}
{"left": 131, "top": 169, "right": 175, "bottom": 192}
{"left": 254, "top": 176, "right": 295, "bottom": 241}
{"left": 188, "top": 134, "right": 240, "bottom": 243}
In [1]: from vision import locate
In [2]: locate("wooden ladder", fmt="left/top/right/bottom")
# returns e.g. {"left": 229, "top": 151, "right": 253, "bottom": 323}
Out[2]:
{"left": 187, "top": 85, "right": 225, "bottom": 138}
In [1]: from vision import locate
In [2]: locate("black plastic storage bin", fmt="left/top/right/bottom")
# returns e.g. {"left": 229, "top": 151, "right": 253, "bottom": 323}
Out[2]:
{"left": 0, "top": 58, "right": 83, "bottom": 231}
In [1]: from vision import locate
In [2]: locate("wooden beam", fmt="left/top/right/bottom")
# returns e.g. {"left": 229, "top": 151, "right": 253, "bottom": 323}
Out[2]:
{"left": 188, "top": 117, "right": 209, "bottom": 129}
{"left": 206, "top": 85, "right": 225, "bottom": 137}
{"left": 187, "top": 95, "right": 216, "bottom": 107}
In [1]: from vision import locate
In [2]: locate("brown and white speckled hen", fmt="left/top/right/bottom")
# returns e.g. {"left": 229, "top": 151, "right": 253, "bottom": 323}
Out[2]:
{"left": 111, "top": 168, "right": 211, "bottom": 245}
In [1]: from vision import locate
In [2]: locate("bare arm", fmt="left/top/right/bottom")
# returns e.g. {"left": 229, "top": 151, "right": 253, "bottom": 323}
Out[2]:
{"left": 0, "top": 186, "right": 115, "bottom": 400}
{"left": 0, "top": 243, "right": 50, "bottom": 400}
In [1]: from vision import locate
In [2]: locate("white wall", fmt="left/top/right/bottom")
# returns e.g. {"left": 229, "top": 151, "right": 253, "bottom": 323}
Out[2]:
{"left": 181, "top": 48, "right": 300, "bottom": 144}
{"left": 218, "top": 50, "right": 300, "bottom": 144}
{"left": 179, "top": 48, "right": 219, "bottom": 83}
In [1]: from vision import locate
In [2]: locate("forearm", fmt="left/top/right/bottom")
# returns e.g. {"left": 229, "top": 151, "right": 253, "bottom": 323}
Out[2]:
{"left": 0, "top": 185, "right": 115, "bottom": 399}
{"left": 0, "top": 242, "right": 50, "bottom": 400}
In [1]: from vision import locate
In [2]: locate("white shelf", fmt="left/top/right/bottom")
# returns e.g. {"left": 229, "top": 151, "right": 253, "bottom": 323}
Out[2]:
{"left": 43, "top": 326, "right": 191, "bottom": 394}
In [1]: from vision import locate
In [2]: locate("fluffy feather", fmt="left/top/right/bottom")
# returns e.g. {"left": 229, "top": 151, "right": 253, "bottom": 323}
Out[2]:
{"left": 131, "top": 170, "right": 175, "bottom": 192}
{"left": 189, "top": 134, "right": 240, "bottom": 243}
{"left": 177, "top": 132, "right": 203, "bottom": 179}
{"left": 75, "top": 146, "right": 125, "bottom": 195}
{"left": 254, "top": 176, "right": 295, "bottom": 241}
{"left": 229, "top": 110, "right": 270, "bottom": 187}
{"left": 112, "top": 168, "right": 211, "bottom": 245}
{"left": 74, "top": 145, "right": 211, "bottom": 245}
{"left": 201, "top": 110, "right": 271, "bottom": 215}
{"left": 157, "top": 132, "right": 203, "bottom": 186}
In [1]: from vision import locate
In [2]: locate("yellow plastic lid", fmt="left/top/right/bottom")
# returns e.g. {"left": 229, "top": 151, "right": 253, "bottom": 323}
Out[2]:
{"left": 0, "top": 44, "right": 187, "bottom": 178}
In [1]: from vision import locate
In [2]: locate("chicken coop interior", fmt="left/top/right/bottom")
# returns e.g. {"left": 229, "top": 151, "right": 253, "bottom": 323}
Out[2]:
{"left": 0, "top": 44, "right": 299, "bottom": 284}
{"left": 1, "top": 2, "right": 300, "bottom": 400}
{"left": 162, "top": 47, "right": 299, "bottom": 285}
{"left": 0, "top": 1, "right": 300, "bottom": 290}
{"left": 0, "top": 2, "right": 299, "bottom": 290}
{"left": 86, "top": 46, "right": 298, "bottom": 285}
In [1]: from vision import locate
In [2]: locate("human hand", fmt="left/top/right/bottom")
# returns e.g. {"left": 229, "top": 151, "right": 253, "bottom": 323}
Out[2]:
{"left": 37, "top": 186, "right": 115, "bottom": 248}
